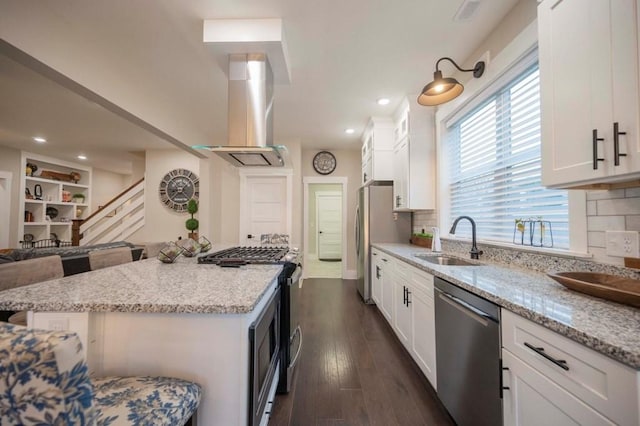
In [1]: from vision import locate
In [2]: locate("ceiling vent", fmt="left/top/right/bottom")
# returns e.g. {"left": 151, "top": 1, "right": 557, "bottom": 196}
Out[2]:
{"left": 454, "top": 0, "right": 482, "bottom": 21}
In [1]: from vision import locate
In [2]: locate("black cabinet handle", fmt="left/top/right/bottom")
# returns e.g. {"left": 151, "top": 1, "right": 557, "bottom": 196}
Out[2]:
{"left": 614, "top": 122, "right": 627, "bottom": 166}
{"left": 403, "top": 286, "right": 407, "bottom": 305}
{"left": 524, "top": 342, "right": 569, "bottom": 371}
{"left": 376, "top": 266, "right": 380, "bottom": 279}
{"left": 382, "top": 258, "right": 388, "bottom": 263}
{"left": 592, "top": 129, "right": 605, "bottom": 170}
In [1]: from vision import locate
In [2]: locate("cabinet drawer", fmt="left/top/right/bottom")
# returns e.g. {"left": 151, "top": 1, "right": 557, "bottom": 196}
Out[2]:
{"left": 394, "top": 259, "right": 433, "bottom": 294}
{"left": 502, "top": 310, "right": 638, "bottom": 425}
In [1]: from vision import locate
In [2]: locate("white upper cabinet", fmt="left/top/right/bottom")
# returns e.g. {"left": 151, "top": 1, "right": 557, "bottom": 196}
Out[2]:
{"left": 539, "top": 0, "right": 640, "bottom": 188}
{"left": 392, "top": 97, "right": 436, "bottom": 210}
{"left": 361, "top": 117, "right": 394, "bottom": 185}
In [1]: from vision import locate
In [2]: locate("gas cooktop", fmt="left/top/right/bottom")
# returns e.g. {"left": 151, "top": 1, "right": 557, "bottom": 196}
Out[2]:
{"left": 198, "top": 246, "right": 290, "bottom": 265}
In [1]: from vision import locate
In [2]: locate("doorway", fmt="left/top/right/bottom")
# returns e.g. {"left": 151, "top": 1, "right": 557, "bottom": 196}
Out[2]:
{"left": 0, "top": 172, "right": 11, "bottom": 248}
{"left": 303, "top": 177, "right": 347, "bottom": 279}
{"left": 239, "top": 172, "right": 292, "bottom": 246}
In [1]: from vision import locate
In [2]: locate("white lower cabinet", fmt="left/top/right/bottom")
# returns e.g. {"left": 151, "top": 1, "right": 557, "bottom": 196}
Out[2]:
{"left": 501, "top": 309, "right": 639, "bottom": 426}
{"left": 370, "top": 249, "right": 383, "bottom": 305}
{"left": 410, "top": 287, "right": 436, "bottom": 388}
{"left": 502, "top": 349, "right": 614, "bottom": 426}
{"left": 376, "top": 253, "right": 436, "bottom": 388}
{"left": 393, "top": 276, "right": 411, "bottom": 348}
{"left": 379, "top": 255, "right": 394, "bottom": 323}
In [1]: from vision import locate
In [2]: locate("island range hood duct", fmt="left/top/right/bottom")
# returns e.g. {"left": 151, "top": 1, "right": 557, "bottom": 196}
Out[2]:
{"left": 198, "top": 53, "right": 285, "bottom": 167}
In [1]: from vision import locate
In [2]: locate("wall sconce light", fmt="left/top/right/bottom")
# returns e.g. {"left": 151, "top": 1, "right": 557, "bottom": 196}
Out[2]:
{"left": 417, "top": 57, "right": 485, "bottom": 106}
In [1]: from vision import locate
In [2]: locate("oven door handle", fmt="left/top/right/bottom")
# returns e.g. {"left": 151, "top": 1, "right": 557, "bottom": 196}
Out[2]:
{"left": 289, "top": 325, "right": 303, "bottom": 369}
{"left": 288, "top": 267, "right": 303, "bottom": 287}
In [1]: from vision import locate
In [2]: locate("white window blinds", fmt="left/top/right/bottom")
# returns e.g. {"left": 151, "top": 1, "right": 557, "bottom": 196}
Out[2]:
{"left": 446, "top": 63, "right": 569, "bottom": 249}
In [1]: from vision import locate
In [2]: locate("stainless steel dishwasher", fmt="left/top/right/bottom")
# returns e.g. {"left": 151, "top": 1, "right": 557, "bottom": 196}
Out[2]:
{"left": 434, "top": 277, "right": 502, "bottom": 426}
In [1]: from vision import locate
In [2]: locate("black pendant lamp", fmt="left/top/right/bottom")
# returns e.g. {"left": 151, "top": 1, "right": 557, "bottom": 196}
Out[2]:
{"left": 417, "top": 57, "right": 485, "bottom": 106}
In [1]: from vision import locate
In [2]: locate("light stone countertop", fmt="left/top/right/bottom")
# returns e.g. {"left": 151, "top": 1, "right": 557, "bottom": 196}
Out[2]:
{"left": 373, "top": 243, "right": 640, "bottom": 369}
{"left": 0, "top": 255, "right": 282, "bottom": 314}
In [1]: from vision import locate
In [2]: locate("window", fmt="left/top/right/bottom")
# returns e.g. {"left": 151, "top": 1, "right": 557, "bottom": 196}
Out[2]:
{"left": 446, "top": 63, "right": 569, "bottom": 249}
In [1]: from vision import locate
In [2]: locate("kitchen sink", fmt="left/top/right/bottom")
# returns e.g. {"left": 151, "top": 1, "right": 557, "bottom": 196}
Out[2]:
{"left": 413, "top": 254, "right": 475, "bottom": 266}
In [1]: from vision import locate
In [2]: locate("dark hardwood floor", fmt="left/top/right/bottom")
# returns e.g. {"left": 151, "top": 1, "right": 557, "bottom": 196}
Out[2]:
{"left": 269, "top": 278, "right": 454, "bottom": 426}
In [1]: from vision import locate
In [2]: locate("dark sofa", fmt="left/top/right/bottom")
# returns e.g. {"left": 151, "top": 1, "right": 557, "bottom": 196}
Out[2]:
{"left": 0, "top": 241, "right": 144, "bottom": 276}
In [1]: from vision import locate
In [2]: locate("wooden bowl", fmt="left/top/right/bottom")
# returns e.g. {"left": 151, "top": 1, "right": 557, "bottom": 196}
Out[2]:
{"left": 547, "top": 272, "right": 640, "bottom": 308}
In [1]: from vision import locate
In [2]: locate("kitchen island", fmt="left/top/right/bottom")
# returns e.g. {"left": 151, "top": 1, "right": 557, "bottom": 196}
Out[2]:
{"left": 0, "top": 254, "right": 283, "bottom": 425}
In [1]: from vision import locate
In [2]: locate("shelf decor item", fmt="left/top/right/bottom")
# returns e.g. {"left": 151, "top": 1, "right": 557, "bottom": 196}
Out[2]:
{"left": 513, "top": 218, "right": 554, "bottom": 248}
{"left": 157, "top": 241, "right": 184, "bottom": 264}
{"left": 72, "top": 193, "right": 85, "bottom": 203}
{"left": 185, "top": 199, "right": 199, "bottom": 240}
{"left": 179, "top": 238, "right": 201, "bottom": 257}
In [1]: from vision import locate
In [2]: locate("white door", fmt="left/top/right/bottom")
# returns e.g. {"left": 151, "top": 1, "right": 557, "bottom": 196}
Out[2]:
{"left": 0, "top": 172, "right": 11, "bottom": 248}
{"left": 240, "top": 175, "right": 289, "bottom": 246}
{"left": 316, "top": 192, "right": 342, "bottom": 260}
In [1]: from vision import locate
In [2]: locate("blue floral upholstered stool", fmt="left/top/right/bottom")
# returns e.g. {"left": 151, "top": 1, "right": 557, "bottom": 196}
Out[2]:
{"left": 0, "top": 322, "right": 201, "bottom": 425}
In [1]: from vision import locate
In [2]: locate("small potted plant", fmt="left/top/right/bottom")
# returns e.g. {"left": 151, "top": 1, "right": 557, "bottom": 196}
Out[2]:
{"left": 185, "top": 199, "right": 199, "bottom": 240}
{"left": 72, "top": 193, "right": 85, "bottom": 204}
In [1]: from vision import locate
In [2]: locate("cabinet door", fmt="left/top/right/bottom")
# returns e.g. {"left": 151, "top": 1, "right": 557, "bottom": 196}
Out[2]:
{"left": 502, "top": 349, "right": 615, "bottom": 426}
{"left": 411, "top": 288, "right": 436, "bottom": 389}
{"left": 392, "top": 138, "right": 409, "bottom": 210}
{"left": 393, "top": 278, "right": 411, "bottom": 349}
{"left": 371, "top": 251, "right": 382, "bottom": 305}
{"left": 380, "top": 257, "right": 394, "bottom": 322}
{"left": 540, "top": 0, "right": 639, "bottom": 187}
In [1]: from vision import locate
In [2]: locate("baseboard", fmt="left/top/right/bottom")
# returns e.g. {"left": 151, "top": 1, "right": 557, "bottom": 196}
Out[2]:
{"left": 344, "top": 269, "right": 357, "bottom": 279}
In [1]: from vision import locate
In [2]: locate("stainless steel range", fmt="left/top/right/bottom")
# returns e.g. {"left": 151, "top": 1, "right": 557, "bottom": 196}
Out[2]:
{"left": 198, "top": 246, "right": 303, "bottom": 423}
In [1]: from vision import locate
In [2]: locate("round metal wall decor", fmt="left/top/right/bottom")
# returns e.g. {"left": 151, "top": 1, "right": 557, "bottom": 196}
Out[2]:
{"left": 313, "top": 151, "right": 337, "bottom": 175}
{"left": 159, "top": 168, "right": 199, "bottom": 212}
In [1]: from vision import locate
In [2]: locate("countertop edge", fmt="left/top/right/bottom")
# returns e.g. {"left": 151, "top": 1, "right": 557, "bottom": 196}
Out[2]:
{"left": 372, "top": 243, "right": 640, "bottom": 370}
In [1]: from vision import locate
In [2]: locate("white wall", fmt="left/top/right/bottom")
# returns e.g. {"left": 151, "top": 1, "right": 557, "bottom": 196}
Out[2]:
{"left": 301, "top": 149, "right": 360, "bottom": 272}
{"left": 127, "top": 149, "right": 206, "bottom": 243}
{"left": 0, "top": 145, "right": 21, "bottom": 246}
{"left": 91, "top": 168, "right": 129, "bottom": 212}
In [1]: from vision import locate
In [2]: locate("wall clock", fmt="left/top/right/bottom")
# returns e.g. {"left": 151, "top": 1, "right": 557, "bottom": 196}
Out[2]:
{"left": 313, "top": 151, "right": 337, "bottom": 175}
{"left": 159, "top": 168, "right": 199, "bottom": 212}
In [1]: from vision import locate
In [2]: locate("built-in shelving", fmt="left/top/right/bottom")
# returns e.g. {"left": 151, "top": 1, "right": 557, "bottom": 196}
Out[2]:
{"left": 19, "top": 152, "right": 92, "bottom": 247}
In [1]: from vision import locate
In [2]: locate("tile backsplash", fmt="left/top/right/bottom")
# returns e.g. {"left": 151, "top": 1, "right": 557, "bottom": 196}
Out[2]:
{"left": 586, "top": 188, "right": 640, "bottom": 265}
{"left": 411, "top": 187, "right": 640, "bottom": 268}
{"left": 412, "top": 210, "right": 438, "bottom": 234}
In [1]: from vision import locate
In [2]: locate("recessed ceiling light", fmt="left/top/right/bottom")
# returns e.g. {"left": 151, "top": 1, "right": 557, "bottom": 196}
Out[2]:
{"left": 33, "top": 137, "right": 47, "bottom": 143}
{"left": 377, "top": 98, "right": 390, "bottom": 106}
{"left": 344, "top": 128, "right": 355, "bottom": 134}
{"left": 77, "top": 155, "right": 87, "bottom": 160}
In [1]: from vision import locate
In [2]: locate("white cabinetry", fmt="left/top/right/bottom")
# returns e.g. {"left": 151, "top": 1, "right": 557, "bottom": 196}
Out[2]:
{"left": 377, "top": 253, "right": 437, "bottom": 388}
{"left": 539, "top": 0, "right": 640, "bottom": 188}
{"left": 501, "top": 310, "right": 639, "bottom": 425}
{"left": 392, "top": 97, "right": 436, "bottom": 210}
{"left": 370, "top": 248, "right": 384, "bottom": 305}
{"left": 361, "top": 117, "right": 394, "bottom": 185}
{"left": 19, "top": 153, "right": 92, "bottom": 247}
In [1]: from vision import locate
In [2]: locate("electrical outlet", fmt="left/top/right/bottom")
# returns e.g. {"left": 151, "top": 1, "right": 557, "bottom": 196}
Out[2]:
{"left": 605, "top": 231, "right": 640, "bottom": 258}
{"left": 48, "top": 318, "right": 68, "bottom": 331}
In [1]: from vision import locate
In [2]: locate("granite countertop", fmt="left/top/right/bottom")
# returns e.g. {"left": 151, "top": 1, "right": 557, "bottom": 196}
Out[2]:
{"left": 373, "top": 243, "right": 640, "bottom": 369}
{"left": 0, "top": 256, "right": 282, "bottom": 314}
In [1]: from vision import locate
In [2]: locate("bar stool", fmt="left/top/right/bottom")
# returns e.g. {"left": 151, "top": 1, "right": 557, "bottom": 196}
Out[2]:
{"left": 89, "top": 247, "right": 133, "bottom": 271}
{"left": 0, "top": 322, "right": 201, "bottom": 425}
{"left": 0, "top": 255, "right": 64, "bottom": 326}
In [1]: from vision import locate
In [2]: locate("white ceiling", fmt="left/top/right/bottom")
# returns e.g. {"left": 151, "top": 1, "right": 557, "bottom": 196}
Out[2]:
{"left": 0, "top": 0, "right": 522, "bottom": 173}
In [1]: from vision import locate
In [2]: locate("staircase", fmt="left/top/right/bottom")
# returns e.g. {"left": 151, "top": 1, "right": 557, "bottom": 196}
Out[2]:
{"left": 72, "top": 178, "right": 145, "bottom": 246}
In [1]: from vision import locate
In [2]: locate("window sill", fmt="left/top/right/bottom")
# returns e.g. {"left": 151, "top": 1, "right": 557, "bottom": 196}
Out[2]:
{"left": 441, "top": 237, "right": 592, "bottom": 260}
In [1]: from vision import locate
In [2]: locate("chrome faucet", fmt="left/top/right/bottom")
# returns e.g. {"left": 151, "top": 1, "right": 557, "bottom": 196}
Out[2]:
{"left": 449, "top": 216, "right": 483, "bottom": 259}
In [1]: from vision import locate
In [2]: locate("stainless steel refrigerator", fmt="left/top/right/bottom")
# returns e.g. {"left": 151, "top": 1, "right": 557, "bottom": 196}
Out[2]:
{"left": 356, "top": 181, "right": 411, "bottom": 302}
